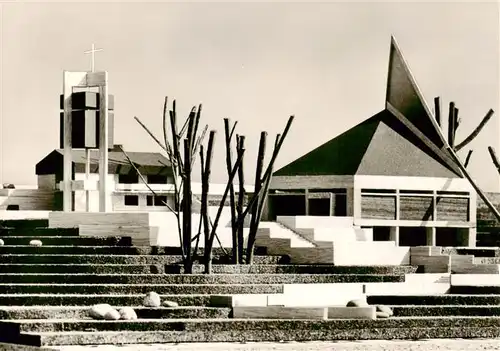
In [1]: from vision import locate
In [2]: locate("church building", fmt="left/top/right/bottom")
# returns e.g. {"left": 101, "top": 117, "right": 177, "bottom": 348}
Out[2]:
{"left": 266, "top": 37, "right": 476, "bottom": 247}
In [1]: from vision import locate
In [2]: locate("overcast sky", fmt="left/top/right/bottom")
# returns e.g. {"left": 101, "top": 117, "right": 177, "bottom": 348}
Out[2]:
{"left": 1, "top": 1, "right": 499, "bottom": 191}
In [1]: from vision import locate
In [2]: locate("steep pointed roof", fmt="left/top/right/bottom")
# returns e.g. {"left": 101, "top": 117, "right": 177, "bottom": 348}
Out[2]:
{"left": 274, "top": 36, "right": 463, "bottom": 179}
{"left": 386, "top": 36, "right": 461, "bottom": 175}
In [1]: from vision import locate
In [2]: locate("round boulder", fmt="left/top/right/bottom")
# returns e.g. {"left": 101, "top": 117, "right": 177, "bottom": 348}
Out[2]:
{"left": 89, "top": 304, "right": 116, "bottom": 320}
{"left": 119, "top": 307, "right": 138, "bottom": 320}
{"left": 143, "top": 291, "right": 161, "bottom": 307}
{"left": 29, "top": 240, "right": 43, "bottom": 247}
{"left": 163, "top": 300, "right": 179, "bottom": 307}
{"left": 104, "top": 309, "right": 121, "bottom": 320}
{"left": 376, "top": 305, "right": 393, "bottom": 316}
{"left": 346, "top": 298, "right": 369, "bottom": 307}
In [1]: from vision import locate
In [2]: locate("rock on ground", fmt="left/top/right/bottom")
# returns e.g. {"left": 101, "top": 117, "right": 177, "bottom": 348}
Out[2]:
{"left": 0, "top": 239, "right": 4, "bottom": 246}
{"left": 163, "top": 300, "right": 179, "bottom": 307}
{"left": 143, "top": 292, "right": 161, "bottom": 307}
{"left": 119, "top": 307, "right": 138, "bottom": 320}
{"left": 89, "top": 304, "right": 117, "bottom": 320}
{"left": 376, "top": 305, "right": 393, "bottom": 316}
{"left": 346, "top": 298, "right": 368, "bottom": 307}
{"left": 29, "top": 239, "right": 42, "bottom": 246}
{"left": 104, "top": 309, "right": 121, "bottom": 320}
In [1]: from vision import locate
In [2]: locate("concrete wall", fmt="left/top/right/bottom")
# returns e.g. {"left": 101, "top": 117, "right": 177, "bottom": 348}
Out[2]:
{"left": 37, "top": 175, "right": 57, "bottom": 190}
{"left": 0, "top": 189, "right": 55, "bottom": 211}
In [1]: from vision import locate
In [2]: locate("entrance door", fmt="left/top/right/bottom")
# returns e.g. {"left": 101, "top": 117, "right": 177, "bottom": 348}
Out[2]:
{"left": 269, "top": 195, "right": 306, "bottom": 220}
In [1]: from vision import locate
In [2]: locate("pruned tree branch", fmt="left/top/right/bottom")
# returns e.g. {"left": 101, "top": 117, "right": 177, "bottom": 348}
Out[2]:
{"left": 455, "top": 109, "right": 494, "bottom": 151}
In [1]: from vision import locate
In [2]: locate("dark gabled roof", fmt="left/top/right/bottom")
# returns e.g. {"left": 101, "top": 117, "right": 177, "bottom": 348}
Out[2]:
{"left": 274, "top": 113, "right": 380, "bottom": 176}
{"left": 53, "top": 149, "right": 171, "bottom": 168}
{"left": 274, "top": 109, "right": 460, "bottom": 178}
{"left": 36, "top": 149, "right": 172, "bottom": 176}
{"left": 274, "top": 36, "right": 463, "bottom": 179}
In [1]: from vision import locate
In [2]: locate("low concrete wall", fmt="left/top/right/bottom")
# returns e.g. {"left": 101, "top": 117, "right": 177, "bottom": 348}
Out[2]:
{"left": 0, "top": 211, "right": 50, "bottom": 220}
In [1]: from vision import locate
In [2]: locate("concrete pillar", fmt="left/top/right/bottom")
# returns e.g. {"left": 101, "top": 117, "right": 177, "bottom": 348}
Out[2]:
{"left": 98, "top": 74, "right": 110, "bottom": 212}
{"left": 347, "top": 187, "right": 356, "bottom": 217}
{"left": 304, "top": 189, "right": 309, "bottom": 216}
{"left": 426, "top": 227, "right": 436, "bottom": 246}
{"left": 390, "top": 227, "right": 399, "bottom": 246}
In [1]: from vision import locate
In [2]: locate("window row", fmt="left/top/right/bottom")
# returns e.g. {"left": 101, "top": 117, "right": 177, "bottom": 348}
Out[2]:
{"left": 124, "top": 195, "right": 168, "bottom": 206}
{"left": 118, "top": 174, "right": 170, "bottom": 185}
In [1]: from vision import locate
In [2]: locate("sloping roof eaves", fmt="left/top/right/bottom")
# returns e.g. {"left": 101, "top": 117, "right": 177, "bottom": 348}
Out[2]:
{"left": 273, "top": 112, "right": 382, "bottom": 176}
{"left": 54, "top": 149, "right": 171, "bottom": 168}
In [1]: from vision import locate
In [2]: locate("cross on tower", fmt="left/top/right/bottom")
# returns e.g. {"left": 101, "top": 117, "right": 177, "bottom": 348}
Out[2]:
{"left": 84, "top": 44, "right": 103, "bottom": 72}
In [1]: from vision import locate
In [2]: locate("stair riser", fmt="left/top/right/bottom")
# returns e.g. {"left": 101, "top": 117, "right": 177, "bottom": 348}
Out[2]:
{"left": 392, "top": 306, "right": 500, "bottom": 317}
{"left": 0, "top": 255, "right": 284, "bottom": 265}
{"left": 0, "top": 274, "right": 405, "bottom": 284}
{"left": 0, "top": 284, "right": 283, "bottom": 295}
{"left": 368, "top": 295, "right": 500, "bottom": 305}
{"left": 474, "top": 257, "right": 500, "bottom": 264}
{"left": 0, "top": 247, "right": 267, "bottom": 256}
{"left": 0, "top": 228, "right": 78, "bottom": 237}
{"left": 8, "top": 317, "right": 500, "bottom": 333}
{"left": 0, "top": 264, "right": 174, "bottom": 274}
{"left": 0, "top": 307, "right": 231, "bottom": 320}
{"left": 31, "top": 327, "right": 500, "bottom": 346}
{"left": 450, "top": 286, "right": 500, "bottom": 294}
{"left": 0, "top": 220, "right": 48, "bottom": 229}
{"left": 0, "top": 247, "right": 159, "bottom": 255}
{"left": 0, "top": 295, "right": 211, "bottom": 307}
{"left": 0, "top": 237, "right": 134, "bottom": 246}
{"left": 441, "top": 248, "right": 500, "bottom": 257}
{"left": 0, "top": 264, "right": 416, "bottom": 275}
{"left": 190, "top": 265, "right": 418, "bottom": 275}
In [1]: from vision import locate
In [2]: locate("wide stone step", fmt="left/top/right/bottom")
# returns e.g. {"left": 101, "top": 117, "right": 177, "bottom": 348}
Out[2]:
{"left": 20, "top": 326, "right": 500, "bottom": 346}
{"left": 0, "top": 273, "right": 405, "bottom": 285}
{"left": 0, "top": 220, "right": 48, "bottom": 230}
{"left": 0, "top": 254, "right": 285, "bottom": 265}
{"left": 0, "top": 294, "right": 211, "bottom": 306}
{"left": 0, "top": 246, "right": 166, "bottom": 255}
{"left": 0, "top": 263, "right": 417, "bottom": 275}
{"left": 0, "top": 228, "right": 78, "bottom": 236}
{"left": 391, "top": 305, "right": 500, "bottom": 317}
{"left": 0, "top": 306, "right": 231, "bottom": 320}
{"left": 0, "top": 264, "right": 175, "bottom": 274}
{"left": 0, "top": 236, "right": 134, "bottom": 246}
{"left": 450, "top": 286, "right": 500, "bottom": 294}
{"left": 0, "top": 283, "right": 283, "bottom": 295}
{"left": 191, "top": 265, "right": 417, "bottom": 275}
{"left": 4, "top": 316, "right": 500, "bottom": 334}
{"left": 368, "top": 294, "right": 500, "bottom": 305}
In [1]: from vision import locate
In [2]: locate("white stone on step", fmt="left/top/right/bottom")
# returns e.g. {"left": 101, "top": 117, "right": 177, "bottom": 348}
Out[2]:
{"left": 29, "top": 240, "right": 42, "bottom": 246}
{"left": 89, "top": 304, "right": 116, "bottom": 320}
{"left": 163, "top": 300, "right": 179, "bottom": 307}
{"left": 143, "top": 292, "right": 161, "bottom": 307}
{"left": 118, "top": 307, "right": 137, "bottom": 320}
{"left": 104, "top": 309, "right": 121, "bottom": 320}
{"left": 0, "top": 239, "right": 4, "bottom": 246}
{"left": 376, "top": 305, "right": 393, "bottom": 316}
{"left": 346, "top": 297, "right": 368, "bottom": 307}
